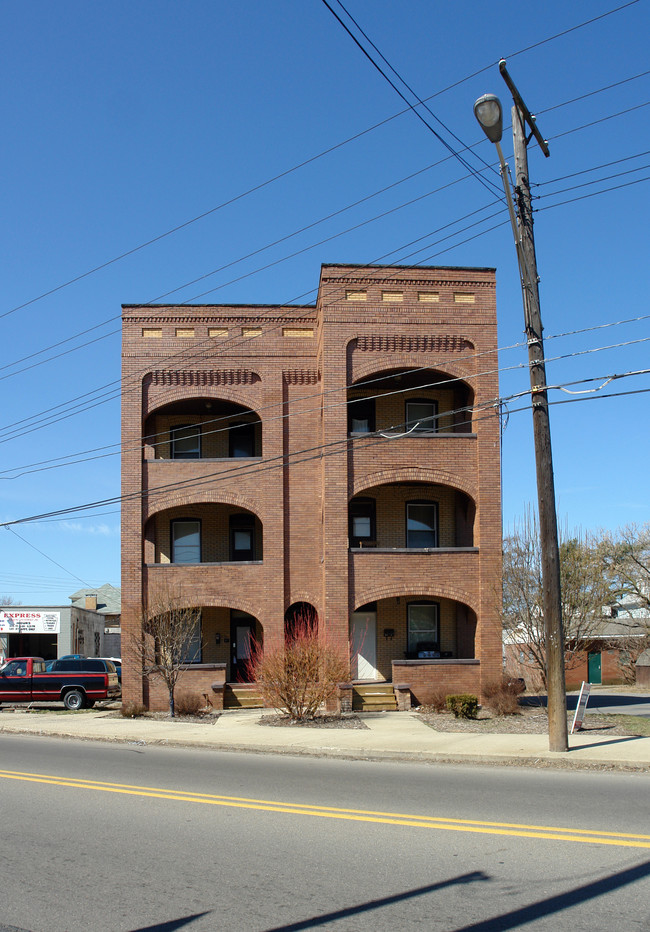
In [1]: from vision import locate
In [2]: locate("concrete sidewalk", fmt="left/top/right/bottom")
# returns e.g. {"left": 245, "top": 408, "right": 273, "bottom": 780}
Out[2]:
{"left": 1, "top": 707, "right": 649, "bottom": 770}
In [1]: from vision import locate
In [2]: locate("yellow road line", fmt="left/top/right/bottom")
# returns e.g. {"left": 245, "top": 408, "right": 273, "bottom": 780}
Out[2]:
{"left": 1, "top": 768, "right": 648, "bottom": 848}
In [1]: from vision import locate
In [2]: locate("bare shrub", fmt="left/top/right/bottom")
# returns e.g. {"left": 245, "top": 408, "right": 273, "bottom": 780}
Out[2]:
{"left": 247, "top": 611, "right": 349, "bottom": 721}
{"left": 121, "top": 701, "right": 147, "bottom": 718}
{"left": 174, "top": 689, "right": 203, "bottom": 716}
{"left": 417, "top": 690, "right": 448, "bottom": 714}
{"left": 482, "top": 679, "right": 522, "bottom": 716}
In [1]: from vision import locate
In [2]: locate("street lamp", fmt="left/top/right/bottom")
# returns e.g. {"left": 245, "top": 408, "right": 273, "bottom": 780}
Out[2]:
{"left": 473, "top": 94, "right": 502, "bottom": 143}
{"left": 474, "top": 64, "right": 568, "bottom": 753}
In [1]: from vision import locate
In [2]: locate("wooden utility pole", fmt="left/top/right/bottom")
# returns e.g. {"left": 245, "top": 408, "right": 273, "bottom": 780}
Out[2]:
{"left": 505, "top": 66, "right": 568, "bottom": 752}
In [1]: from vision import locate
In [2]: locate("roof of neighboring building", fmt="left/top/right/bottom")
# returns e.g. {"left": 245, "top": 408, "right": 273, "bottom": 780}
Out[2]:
{"left": 68, "top": 583, "right": 121, "bottom": 615}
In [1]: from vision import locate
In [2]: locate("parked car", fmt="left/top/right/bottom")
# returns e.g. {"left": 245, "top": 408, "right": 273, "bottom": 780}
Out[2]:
{"left": 0, "top": 657, "right": 120, "bottom": 709}
{"left": 99, "top": 657, "right": 121, "bottom": 683}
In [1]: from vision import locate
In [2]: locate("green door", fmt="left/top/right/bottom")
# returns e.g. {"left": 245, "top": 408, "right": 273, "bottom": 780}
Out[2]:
{"left": 588, "top": 651, "right": 602, "bottom": 684}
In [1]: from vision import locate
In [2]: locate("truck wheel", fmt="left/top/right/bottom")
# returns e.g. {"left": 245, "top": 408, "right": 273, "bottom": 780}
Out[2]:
{"left": 63, "top": 689, "right": 85, "bottom": 711}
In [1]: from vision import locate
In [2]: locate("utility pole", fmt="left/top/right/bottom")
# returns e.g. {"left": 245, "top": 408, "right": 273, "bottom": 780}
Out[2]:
{"left": 474, "top": 63, "right": 568, "bottom": 752}
{"left": 501, "top": 62, "right": 568, "bottom": 752}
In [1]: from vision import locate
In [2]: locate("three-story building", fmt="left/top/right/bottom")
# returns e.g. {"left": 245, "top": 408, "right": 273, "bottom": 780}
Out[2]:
{"left": 121, "top": 263, "right": 502, "bottom": 710}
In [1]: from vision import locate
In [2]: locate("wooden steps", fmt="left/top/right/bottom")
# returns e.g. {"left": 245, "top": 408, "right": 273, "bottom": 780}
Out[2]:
{"left": 352, "top": 683, "right": 397, "bottom": 712}
{"left": 224, "top": 684, "right": 264, "bottom": 709}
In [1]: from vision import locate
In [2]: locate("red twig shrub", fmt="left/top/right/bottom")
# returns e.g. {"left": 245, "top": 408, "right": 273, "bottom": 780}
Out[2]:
{"left": 246, "top": 612, "right": 350, "bottom": 721}
{"left": 482, "top": 678, "right": 522, "bottom": 716}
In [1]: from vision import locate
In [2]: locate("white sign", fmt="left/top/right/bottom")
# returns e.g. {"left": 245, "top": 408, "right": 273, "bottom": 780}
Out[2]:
{"left": 0, "top": 611, "right": 60, "bottom": 634}
{"left": 570, "top": 681, "right": 592, "bottom": 734}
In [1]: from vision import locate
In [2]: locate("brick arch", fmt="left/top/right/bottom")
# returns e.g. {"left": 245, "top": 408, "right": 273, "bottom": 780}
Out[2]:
{"left": 143, "top": 385, "right": 262, "bottom": 420}
{"left": 354, "top": 581, "right": 478, "bottom": 614}
{"left": 284, "top": 592, "right": 322, "bottom": 615}
{"left": 199, "top": 595, "right": 264, "bottom": 620}
{"left": 347, "top": 352, "right": 476, "bottom": 389}
{"left": 144, "top": 490, "right": 262, "bottom": 524}
{"left": 351, "top": 467, "right": 477, "bottom": 502}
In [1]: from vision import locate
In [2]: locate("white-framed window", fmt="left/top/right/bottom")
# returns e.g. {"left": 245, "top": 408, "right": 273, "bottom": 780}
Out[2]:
{"left": 406, "top": 501, "right": 438, "bottom": 548}
{"left": 170, "top": 424, "right": 201, "bottom": 459}
{"left": 180, "top": 615, "right": 202, "bottom": 664}
{"left": 171, "top": 520, "right": 201, "bottom": 564}
{"left": 407, "top": 602, "right": 439, "bottom": 652}
{"left": 405, "top": 399, "right": 438, "bottom": 433}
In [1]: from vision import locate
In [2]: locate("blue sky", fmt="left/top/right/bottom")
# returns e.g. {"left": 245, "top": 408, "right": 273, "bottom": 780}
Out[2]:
{"left": 1, "top": 0, "right": 648, "bottom": 604}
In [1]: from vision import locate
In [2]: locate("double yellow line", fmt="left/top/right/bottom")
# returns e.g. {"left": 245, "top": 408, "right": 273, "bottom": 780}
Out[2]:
{"left": 1, "top": 768, "right": 649, "bottom": 848}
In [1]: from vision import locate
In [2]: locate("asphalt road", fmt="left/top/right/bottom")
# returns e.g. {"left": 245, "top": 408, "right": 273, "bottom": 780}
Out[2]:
{"left": 0, "top": 735, "right": 648, "bottom": 932}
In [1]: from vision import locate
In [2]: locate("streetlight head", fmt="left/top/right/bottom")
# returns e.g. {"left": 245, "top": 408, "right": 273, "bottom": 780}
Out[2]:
{"left": 473, "top": 94, "right": 503, "bottom": 143}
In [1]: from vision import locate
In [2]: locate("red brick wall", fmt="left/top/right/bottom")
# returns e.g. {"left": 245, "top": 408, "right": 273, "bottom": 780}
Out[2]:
{"left": 122, "top": 265, "right": 501, "bottom": 709}
{"left": 392, "top": 660, "right": 481, "bottom": 706}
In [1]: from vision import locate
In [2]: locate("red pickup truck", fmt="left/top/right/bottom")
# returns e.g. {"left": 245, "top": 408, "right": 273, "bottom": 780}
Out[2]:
{"left": 0, "top": 657, "right": 121, "bottom": 710}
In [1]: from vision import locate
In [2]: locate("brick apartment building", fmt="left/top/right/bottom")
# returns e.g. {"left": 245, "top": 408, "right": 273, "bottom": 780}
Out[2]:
{"left": 121, "top": 263, "right": 502, "bottom": 711}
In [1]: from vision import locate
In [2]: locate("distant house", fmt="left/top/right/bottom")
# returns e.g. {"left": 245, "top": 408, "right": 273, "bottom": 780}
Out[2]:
{"left": 69, "top": 584, "right": 121, "bottom": 657}
{"left": 504, "top": 596, "right": 650, "bottom": 689}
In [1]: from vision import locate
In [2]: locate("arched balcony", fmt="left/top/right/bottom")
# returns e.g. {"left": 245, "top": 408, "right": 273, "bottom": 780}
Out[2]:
{"left": 144, "top": 504, "right": 263, "bottom": 566}
{"left": 347, "top": 367, "right": 474, "bottom": 437}
{"left": 143, "top": 398, "right": 262, "bottom": 461}
{"left": 349, "top": 482, "right": 475, "bottom": 550}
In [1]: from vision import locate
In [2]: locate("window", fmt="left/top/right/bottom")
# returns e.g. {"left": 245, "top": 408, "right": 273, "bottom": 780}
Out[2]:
{"left": 406, "top": 501, "right": 438, "bottom": 548}
{"left": 180, "top": 616, "right": 202, "bottom": 664}
{"left": 405, "top": 399, "right": 438, "bottom": 433}
{"left": 407, "top": 602, "right": 439, "bottom": 653}
{"left": 171, "top": 424, "right": 201, "bottom": 459}
{"left": 348, "top": 398, "right": 375, "bottom": 434}
{"left": 349, "top": 498, "right": 376, "bottom": 546}
{"left": 171, "top": 520, "right": 201, "bottom": 564}
{"left": 230, "top": 513, "right": 255, "bottom": 561}
{"left": 229, "top": 421, "right": 256, "bottom": 458}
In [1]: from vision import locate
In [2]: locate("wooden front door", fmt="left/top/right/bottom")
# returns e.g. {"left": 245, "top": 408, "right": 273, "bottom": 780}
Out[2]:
{"left": 231, "top": 622, "right": 255, "bottom": 682}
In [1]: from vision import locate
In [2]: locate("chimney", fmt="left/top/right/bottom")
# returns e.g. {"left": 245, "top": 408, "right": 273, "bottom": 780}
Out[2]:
{"left": 85, "top": 594, "right": 97, "bottom": 611}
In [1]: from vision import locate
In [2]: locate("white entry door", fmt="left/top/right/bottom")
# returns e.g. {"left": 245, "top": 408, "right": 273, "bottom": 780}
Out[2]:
{"left": 351, "top": 611, "right": 378, "bottom": 680}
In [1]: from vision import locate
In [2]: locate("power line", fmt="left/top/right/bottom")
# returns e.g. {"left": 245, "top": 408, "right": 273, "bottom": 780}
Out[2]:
{"left": 1, "top": 339, "right": 647, "bottom": 526}
{"left": 3, "top": 2, "right": 635, "bottom": 323}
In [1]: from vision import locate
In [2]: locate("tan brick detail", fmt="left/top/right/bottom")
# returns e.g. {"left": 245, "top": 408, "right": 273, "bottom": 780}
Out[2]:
{"left": 242, "top": 328, "right": 262, "bottom": 337}
{"left": 346, "top": 290, "right": 367, "bottom": 301}
{"left": 454, "top": 293, "right": 475, "bottom": 304}
{"left": 282, "top": 328, "right": 314, "bottom": 338}
{"left": 142, "top": 328, "right": 162, "bottom": 338}
{"left": 418, "top": 292, "right": 439, "bottom": 303}
{"left": 176, "top": 328, "right": 195, "bottom": 338}
{"left": 381, "top": 291, "right": 403, "bottom": 302}
{"left": 209, "top": 328, "right": 228, "bottom": 338}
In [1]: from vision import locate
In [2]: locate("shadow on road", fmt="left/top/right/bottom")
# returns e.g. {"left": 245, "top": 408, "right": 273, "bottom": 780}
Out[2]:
{"left": 261, "top": 871, "right": 490, "bottom": 931}
{"left": 451, "top": 859, "right": 650, "bottom": 931}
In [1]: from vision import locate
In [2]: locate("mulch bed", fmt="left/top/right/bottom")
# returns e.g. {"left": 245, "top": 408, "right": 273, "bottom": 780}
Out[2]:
{"left": 416, "top": 705, "right": 636, "bottom": 736}
{"left": 259, "top": 713, "right": 368, "bottom": 729}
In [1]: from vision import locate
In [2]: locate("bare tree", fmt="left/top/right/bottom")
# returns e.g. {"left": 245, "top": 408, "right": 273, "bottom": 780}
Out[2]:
{"left": 600, "top": 523, "right": 650, "bottom": 682}
{"left": 601, "top": 522, "right": 650, "bottom": 613}
{"left": 503, "top": 510, "right": 611, "bottom": 687}
{"left": 130, "top": 584, "right": 201, "bottom": 717}
{"left": 0, "top": 597, "right": 22, "bottom": 606}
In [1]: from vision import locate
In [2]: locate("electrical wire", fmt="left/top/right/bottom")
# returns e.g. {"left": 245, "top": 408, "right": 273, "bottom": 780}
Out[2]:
{"left": 2, "top": 1, "right": 636, "bottom": 323}
{"left": 2, "top": 371, "right": 648, "bottom": 530}
{"left": 1, "top": 339, "right": 648, "bottom": 521}
{"left": 320, "top": 0, "right": 504, "bottom": 201}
